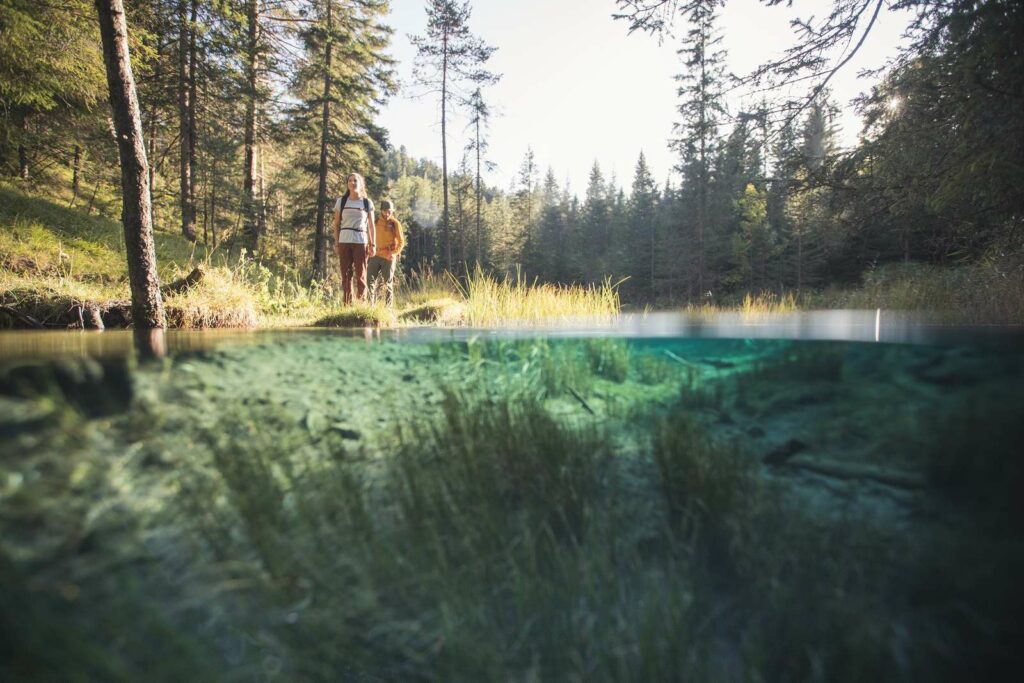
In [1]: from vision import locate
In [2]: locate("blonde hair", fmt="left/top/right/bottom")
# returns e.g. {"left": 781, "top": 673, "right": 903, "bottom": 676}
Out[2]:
{"left": 346, "top": 172, "right": 367, "bottom": 197}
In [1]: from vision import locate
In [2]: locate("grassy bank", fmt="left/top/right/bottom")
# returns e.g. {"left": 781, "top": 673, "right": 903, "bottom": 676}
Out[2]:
{"left": 5, "top": 182, "right": 1022, "bottom": 327}
{"left": 1, "top": 184, "right": 618, "bottom": 329}
{"left": 808, "top": 258, "right": 1024, "bottom": 323}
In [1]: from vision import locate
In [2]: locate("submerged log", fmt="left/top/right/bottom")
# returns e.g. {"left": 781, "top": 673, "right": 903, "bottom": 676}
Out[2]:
{"left": 781, "top": 455, "right": 925, "bottom": 490}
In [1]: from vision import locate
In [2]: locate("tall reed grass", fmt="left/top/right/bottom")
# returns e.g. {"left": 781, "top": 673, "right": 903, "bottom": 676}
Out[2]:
{"left": 453, "top": 267, "right": 621, "bottom": 327}
{"left": 810, "top": 258, "right": 1024, "bottom": 322}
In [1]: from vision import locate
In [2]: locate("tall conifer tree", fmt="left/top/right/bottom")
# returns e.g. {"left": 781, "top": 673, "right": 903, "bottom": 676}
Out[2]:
{"left": 410, "top": 0, "right": 498, "bottom": 272}
{"left": 672, "top": 0, "right": 726, "bottom": 297}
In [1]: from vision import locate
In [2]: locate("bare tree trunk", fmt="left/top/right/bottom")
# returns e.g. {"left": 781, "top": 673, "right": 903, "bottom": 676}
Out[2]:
{"left": 797, "top": 230, "right": 803, "bottom": 295}
{"left": 178, "top": 0, "right": 196, "bottom": 241}
{"left": 241, "top": 0, "right": 259, "bottom": 257}
{"left": 210, "top": 155, "right": 218, "bottom": 248}
{"left": 189, "top": 0, "right": 198, "bottom": 214}
{"left": 312, "top": 0, "right": 333, "bottom": 282}
{"left": 95, "top": 0, "right": 165, "bottom": 328}
{"left": 475, "top": 117, "right": 482, "bottom": 266}
{"left": 441, "top": 26, "right": 451, "bottom": 272}
{"left": 148, "top": 39, "right": 161, "bottom": 229}
{"left": 257, "top": 142, "right": 266, "bottom": 239}
{"left": 71, "top": 145, "right": 82, "bottom": 205}
{"left": 18, "top": 115, "right": 29, "bottom": 180}
{"left": 457, "top": 179, "right": 466, "bottom": 268}
{"left": 147, "top": 113, "right": 157, "bottom": 227}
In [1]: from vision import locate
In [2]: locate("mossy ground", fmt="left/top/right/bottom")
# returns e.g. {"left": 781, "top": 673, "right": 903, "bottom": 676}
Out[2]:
{"left": 2, "top": 335, "right": 1022, "bottom": 680}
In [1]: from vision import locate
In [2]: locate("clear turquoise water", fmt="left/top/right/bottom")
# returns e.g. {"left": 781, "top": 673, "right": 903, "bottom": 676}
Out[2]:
{"left": 2, "top": 316, "right": 1022, "bottom": 680}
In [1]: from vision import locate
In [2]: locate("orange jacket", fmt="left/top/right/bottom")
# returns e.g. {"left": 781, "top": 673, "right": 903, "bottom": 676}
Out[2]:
{"left": 374, "top": 215, "right": 405, "bottom": 260}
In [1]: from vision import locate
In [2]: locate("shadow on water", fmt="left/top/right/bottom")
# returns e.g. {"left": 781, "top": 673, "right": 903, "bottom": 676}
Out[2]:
{"left": 1, "top": 311, "right": 1023, "bottom": 680}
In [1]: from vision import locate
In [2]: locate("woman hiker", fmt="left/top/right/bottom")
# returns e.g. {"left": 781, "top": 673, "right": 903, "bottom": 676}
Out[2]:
{"left": 332, "top": 173, "right": 376, "bottom": 304}
{"left": 367, "top": 200, "right": 405, "bottom": 307}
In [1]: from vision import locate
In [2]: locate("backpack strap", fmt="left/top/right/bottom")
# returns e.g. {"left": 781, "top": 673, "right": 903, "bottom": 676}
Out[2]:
{"left": 339, "top": 191, "right": 371, "bottom": 215}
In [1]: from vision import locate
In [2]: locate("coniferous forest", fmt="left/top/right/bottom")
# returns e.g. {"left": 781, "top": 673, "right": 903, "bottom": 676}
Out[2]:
{"left": 1, "top": 0, "right": 1021, "bottom": 308}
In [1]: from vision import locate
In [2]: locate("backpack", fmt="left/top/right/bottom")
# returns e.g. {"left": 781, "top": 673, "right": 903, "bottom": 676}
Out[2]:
{"left": 338, "top": 191, "right": 371, "bottom": 214}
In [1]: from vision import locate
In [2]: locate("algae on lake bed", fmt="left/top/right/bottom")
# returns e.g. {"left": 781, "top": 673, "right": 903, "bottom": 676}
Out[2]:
{"left": 2, "top": 334, "right": 1023, "bottom": 681}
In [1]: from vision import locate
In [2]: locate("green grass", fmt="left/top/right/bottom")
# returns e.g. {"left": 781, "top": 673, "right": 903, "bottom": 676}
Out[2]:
{"left": 1, "top": 184, "right": 624, "bottom": 329}
{"left": 454, "top": 266, "right": 621, "bottom": 327}
{"left": 808, "top": 259, "right": 1024, "bottom": 322}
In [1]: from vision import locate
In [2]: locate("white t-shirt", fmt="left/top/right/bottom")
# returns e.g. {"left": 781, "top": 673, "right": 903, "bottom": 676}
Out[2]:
{"left": 334, "top": 196, "right": 374, "bottom": 244}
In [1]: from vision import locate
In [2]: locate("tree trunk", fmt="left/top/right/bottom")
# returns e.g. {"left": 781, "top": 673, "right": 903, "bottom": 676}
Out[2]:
{"left": 457, "top": 180, "right": 466, "bottom": 269}
{"left": 95, "top": 0, "right": 165, "bottom": 328}
{"left": 71, "top": 145, "right": 82, "bottom": 205}
{"left": 257, "top": 142, "right": 266, "bottom": 239}
{"left": 441, "top": 26, "right": 451, "bottom": 272}
{"left": 241, "top": 0, "right": 259, "bottom": 257}
{"left": 475, "top": 117, "right": 482, "bottom": 266}
{"left": 189, "top": 0, "right": 198, "bottom": 212}
{"left": 210, "top": 155, "right": 217, "bottom": 248}
{"left": 312, "top": 0, "right": 333, "bottom": 282}
{"left": 149, "top": 39, "right": 161, "bottom": 229}
{"left": 18, "top": 115, "right": 29, "bottom": 180}
{"left": 178, "top": 0, "right": 196, "bottom": 241}
{"left": 147, "top": 113, "right": 157, "bottom": 228}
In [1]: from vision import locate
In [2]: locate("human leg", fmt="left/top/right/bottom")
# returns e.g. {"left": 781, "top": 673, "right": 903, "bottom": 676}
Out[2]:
{"left": 339, "top": 243, "right": 354, "bottom": 305}
{"left": 352, "top": 244, "right": 368, "bottom": 301}
{"left": 381, "top": 257, "right": 397, "bottom": 307}
{"left": 366, "top": 256, "right": 386, "bottom": 305}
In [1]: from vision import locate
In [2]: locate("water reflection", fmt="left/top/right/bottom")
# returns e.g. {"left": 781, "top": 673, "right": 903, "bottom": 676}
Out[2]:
{"left": 133, "top": 328, "right": 167, "bottom": 361}
{"left": 0, "top": 310, "right": 1021, "bottom": 365}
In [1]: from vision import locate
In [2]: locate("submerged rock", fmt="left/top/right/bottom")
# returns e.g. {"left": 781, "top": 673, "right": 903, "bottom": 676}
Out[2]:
{"left": 762, "top": 438, "right": 809, "bottom": 465}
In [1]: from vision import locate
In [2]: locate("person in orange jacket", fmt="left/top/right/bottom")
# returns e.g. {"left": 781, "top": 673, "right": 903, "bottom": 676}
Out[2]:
{"left": 366, "top": 199, "right": 404, "bottom": 306}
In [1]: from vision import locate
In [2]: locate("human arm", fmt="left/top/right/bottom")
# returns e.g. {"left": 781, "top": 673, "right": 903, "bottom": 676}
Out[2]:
{"left": 392, "top": 218, "right": 405, "bottom": 256}
{"left": 332, "top": 204, "right": 341, "bottom": 256}
{"left": 366, "top": 209, "right": 376, "bottom": 258}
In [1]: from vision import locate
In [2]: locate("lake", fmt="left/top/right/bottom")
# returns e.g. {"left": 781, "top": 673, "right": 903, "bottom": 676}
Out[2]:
{"left": 2, "top": 311, "right": 1022, "bottom": 680}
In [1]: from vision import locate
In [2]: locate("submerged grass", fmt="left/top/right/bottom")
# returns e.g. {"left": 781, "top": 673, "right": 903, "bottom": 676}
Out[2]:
{"left": 4, "top": 338, "right": 1024, "bottom": 679}
{"left": 177, "top": 378, "right": 995, "bottom": 680}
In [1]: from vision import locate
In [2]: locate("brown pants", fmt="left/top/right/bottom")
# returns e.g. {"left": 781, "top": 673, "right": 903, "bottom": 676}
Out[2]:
{"left": 338, "top": 243, "right": 367, "bottom": 304}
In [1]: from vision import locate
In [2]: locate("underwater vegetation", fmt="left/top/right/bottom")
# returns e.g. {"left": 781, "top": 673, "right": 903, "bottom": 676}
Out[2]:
{"left": 1, "top": 336, "right": 1022, "bottom": 681}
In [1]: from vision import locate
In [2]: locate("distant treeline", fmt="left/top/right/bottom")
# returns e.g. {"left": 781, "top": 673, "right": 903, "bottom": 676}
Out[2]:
{"left": 2, "top": 0, "right": 1020, "bottom": 304}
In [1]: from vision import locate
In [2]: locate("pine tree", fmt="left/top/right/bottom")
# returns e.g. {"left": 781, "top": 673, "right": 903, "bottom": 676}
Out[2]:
{"left": 672, "top": 0, "right": 727, "bottom": 297}
{"left": 410, "top": 0, "right": 498, "bottom": 272}
{"left": 580, "top": 161, "right": 610, "bottom": 282}
{"left": 511, "top": 148, "right": 538, "bottom": 274}
{"left": 0, "top": 0, "right": 105, "bottom": 179}
{"left": 95, "top": 0, "right": 165, "bottom": 328}
{"left": 535, "top": 169, "right": 565, "bottom": 281}
{"left": 465, "top": 87, "right": 494, "bottom": 266}
{"left": 176, "top": 0, "right": 196, "bottom": 241}
{"left": 628, "top": 151, "right": 658, "bottom": 299}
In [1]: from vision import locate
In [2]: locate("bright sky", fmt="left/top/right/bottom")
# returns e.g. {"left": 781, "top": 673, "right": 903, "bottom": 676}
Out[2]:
{"left": 378, "top": 0, "right": 910, "bottom": 195}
